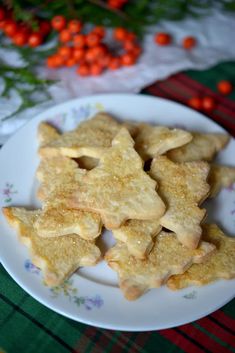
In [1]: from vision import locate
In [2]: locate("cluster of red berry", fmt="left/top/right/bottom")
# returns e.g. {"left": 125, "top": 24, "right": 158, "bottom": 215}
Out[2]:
{"left": 107, "top": 0, "right": 128, "bottom": 10}
{"left": 188, "top": 81, "right": 233, "bottom": 112}
{"left": 154, "top": 32, "right": 196, "bottom": 50}
{"left": 0, "top": 6, "right": 50, "bottom": 47}
{"left": 47, "top": 16, "right": 141, "bottom": 76}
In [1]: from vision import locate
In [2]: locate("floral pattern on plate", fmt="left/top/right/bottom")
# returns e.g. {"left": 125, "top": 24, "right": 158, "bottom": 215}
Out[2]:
{"left": 224, "top": 183, "right": 235, "bottom": 218}
{"left": 50, "top": 280, "right": 104, "bottom": 310}
{"left": 24, "top": 259, "right": 103, "bottom": 310}
{"left": 48, "top": 102, "right": 104, "bottom": 131}
{"left": 2, "top": 183, "right": 17, "bottom": 204}
{"left": 183, "top": 290, "right": 197, "bottom": 299}
{"left": 24, "top": 259, "right": 40, "bottom": 275}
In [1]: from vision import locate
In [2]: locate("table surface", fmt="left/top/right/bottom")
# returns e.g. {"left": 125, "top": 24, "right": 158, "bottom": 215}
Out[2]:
{"left": 0, "top": 61, "right": 235, "bottom": 353}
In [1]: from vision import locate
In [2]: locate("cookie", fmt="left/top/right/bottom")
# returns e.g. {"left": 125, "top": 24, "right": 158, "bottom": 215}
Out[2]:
{"left": 135, "top": 124, "right": 192, "bottom": 161}
{"left": 167, "top": 132, "right": 230, "bottom": 162}
{"left": 35, "top": 156, "right": 102, "bottom": 240}
{"left": 69, "top": 128, "right": 165, "bottom": 229}
{"left": 208, "top": 164, "right": 235, "bottom": 197}
{"left": 34, "top": 207, "right": 102, "bottom": 240}
{"left": 105, "top": 231, "right": 215, "bottom": 300}
{"left": 37, "top": 122, "right": 60, "bottom": 147}
{"left": 167, "top": 224, "right": 235, "bottom": 290}
{"left": 112, "top": 219, "right": 161, "bottom": 259}
{"left": 2, "top": 207, "right": 101, "bottom": 287}
{"left": 150, "top": 156, "right": 210, "bottom": 249}
{"left": 39, "top": 112, "right": 121, "bottom": 159}
{"left": 36, "top": 155, "right": 79, "bottom": 200}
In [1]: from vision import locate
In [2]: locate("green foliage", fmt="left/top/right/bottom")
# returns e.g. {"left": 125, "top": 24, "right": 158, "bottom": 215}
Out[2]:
{"left": 0, "top": 60, "right": 53, "bottom": 121}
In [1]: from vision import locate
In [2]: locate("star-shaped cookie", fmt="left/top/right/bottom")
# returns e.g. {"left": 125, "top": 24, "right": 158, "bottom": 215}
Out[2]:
{"left": 208, "top": 164, "right": 235, "bottom": 197}
{"left": 105, "top": 231, "right": 215, "bottom": 300}
{"left": 112, "top": 219, "right": 162, "bottom": 259}
{"left": 2, "top": 207, "right": 101, "bottom": 287}
{"left": 135, "top": 124, "right": 192, "bottom": 161}
{"left": 167, "top": 224, "right": 235, "bottom": 290}
{"left": 150, "top": 156, "right": 210, "bottom": 249}
{"left": 167, "top": 132, "right": 230, "bottom": 162}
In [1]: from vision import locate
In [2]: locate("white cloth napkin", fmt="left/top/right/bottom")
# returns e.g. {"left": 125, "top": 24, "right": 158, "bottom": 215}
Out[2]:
{"left": 0, "top": 9, "right": 235, "bottom": 144}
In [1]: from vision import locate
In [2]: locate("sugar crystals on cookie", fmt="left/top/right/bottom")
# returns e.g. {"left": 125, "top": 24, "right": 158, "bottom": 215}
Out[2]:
{"left": 69, "top": 128, "right": 165, "bottom": 229}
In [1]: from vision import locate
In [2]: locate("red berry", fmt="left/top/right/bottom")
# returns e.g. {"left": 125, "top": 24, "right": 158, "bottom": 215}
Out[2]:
{"left": 91, "top": 45, "right": 106, "bottom": 59}
{"left": 53, "top": 54, "right": 65, "bottom": 67}
{"left": 202, "top": 96, "right": 216, "bottom": 112}
{"left": 98, "top": 54, "right": 111, "bottom": 68}
{"left": 4, "top": 19, "right": 18, "bottom": 37}
{"left": 86, "top": 32, "right": 101, "bottom": 47}
{"left": 123, "top": 40, "right": 136, "bottom": 51}
{"left": 217, "top": 80, "right": 233, "bottom": 95}
{"left": 12, "top": 31, "right": 28, "bottom": 46}
{"left": 67, "top": 19, "right": 82, "bottom": 34}
{"left": 59, "top": 29, "right": 72, "bottom": 43}
{"left": 92, "top": 26, "right": 105, "bottom": 39}
{"left": 39, "top": 20, "right": 51, "bottom": 37}
{"left": 47, "top": 55, "right": 57, "bottom": 68}
{"left": 131, "top": 45, "right": 142, "bottom": 57}
{"left": 108, "top": 57, "right": 121, "bottom": 70}
{"left": 77, "top": 64, "right": 90, "bottom": 76}
{"left": 85, "top": 48, "right": 96, "bottom": 63}
{"left": 73, "top": 48, "right": 85, "bottom": 62}
{"left": 18, "top": 23, "right": 31, "bottom": 36}
{"left": 126, "top": 32, "right": 136, "bottom": 42}
{"left": 51, "top": 15, "right": 66, "bottom": 31}
{"left": 46, "top": 55, "right": 65, "bottom": 68}
{"left": 121, "top": 53, "right": 136, "bottom": 66}
{"left": 58, "top": 46, "right": 73, "bottom": 58}
{"left": 108, "top": 0, "right": 123, "bottom": 9}
{"left": 73, "top": 34, "right": 86, "bottom": 48}
{"left": 65, "top": 57, "right": 76, "bottom": 67}
{"left": 183, "top": 36, "right": 196, "bottom": 50}
{"left": 113, "top": 27, "right": 127, "bottom": 41}
{"left": 188, "top": 97, "right": 202, "bottom": 110}
{"left": 28, "top": 32, "right": 43, "bottom": 47}
{"left": 154, "top": 32, "right": 171, "bottom": 46}
{"left": 90, "top": 62, "right": 103, "bottom": 76}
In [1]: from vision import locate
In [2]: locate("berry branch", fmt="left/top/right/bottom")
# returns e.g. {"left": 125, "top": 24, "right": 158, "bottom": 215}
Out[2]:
{"left": 0, "top": 0, "right": 235, "bottom": 121}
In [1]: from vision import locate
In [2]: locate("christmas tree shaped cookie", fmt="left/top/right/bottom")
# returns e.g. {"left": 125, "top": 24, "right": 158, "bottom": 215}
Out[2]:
{"left": 150, "top": 156, "right": 210, "bottom": 249}
{"left": 69, "top": 128, "right": 165, "bottom": 229}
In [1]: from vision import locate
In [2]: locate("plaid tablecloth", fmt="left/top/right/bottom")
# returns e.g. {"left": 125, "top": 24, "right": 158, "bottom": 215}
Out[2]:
{"left": 0, "top": 61, "right": 235, "bottom": 353}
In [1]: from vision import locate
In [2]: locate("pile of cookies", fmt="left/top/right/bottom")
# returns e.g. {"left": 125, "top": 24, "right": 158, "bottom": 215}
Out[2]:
{"left": 3, "top": 113, "right": 235, "bottom": 300}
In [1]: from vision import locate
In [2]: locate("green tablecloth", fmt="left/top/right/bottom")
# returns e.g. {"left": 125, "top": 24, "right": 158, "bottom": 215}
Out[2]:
{"left": 1, "top": 61, "right": 235, "bottom": 353}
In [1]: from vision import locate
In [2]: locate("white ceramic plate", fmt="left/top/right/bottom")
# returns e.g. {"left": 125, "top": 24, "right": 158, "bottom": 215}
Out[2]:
{"left": 0, "top": 94, "right": 235, "bottom": 331}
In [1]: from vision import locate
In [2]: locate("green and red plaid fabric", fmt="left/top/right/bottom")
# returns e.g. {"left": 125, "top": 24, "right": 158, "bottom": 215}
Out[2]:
{"left": 0, "top": 61, "right": 235, "bottom": 353}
